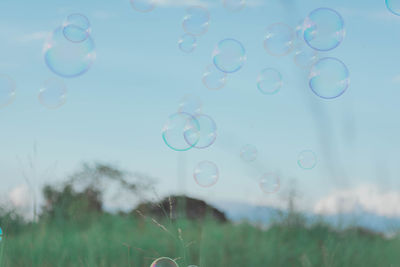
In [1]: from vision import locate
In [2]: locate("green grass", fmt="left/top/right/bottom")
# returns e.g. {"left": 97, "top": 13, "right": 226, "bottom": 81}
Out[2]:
{"left": 0, "top": 214, "right": 399, "bottom": 267}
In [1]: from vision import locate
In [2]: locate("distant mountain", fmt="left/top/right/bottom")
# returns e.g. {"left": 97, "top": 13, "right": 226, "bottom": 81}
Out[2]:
{"left": 212, "top": 200, "right": 400, "bottom": 234}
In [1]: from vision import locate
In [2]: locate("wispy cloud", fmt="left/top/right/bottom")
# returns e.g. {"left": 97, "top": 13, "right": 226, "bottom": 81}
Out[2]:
{"left": 314, "top": 184, "right": 400, "bottom": 217}
{"left": 16, "top": 31, "right": 50, "bottom": 43}
{"left": 392, "top": 74, "right": 400, "bottom": 83}
{"left": 153, "top": 0, "right": 264, "bottom": 8}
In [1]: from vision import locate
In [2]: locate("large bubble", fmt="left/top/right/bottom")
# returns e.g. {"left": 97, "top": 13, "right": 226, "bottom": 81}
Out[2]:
{"left": 240, "top": 144, "right": 257, "bottom": 162}
{"left": 257, "top": 68, "right": 282, "bottom": 95}
{"left": 309, "top": 57, "right": 349, "bottom": 99}
{"left": 264, "top": 23, "right": 294, "bottom": 56}
{"left": 202, "top": 64, "right": 227, "bottom": 90}
{"left": 38, "top": 78, "right": 67, "bottom": 109}
{"left": 194, "top": 161, "right": 219, "bottom": 187}
{"left": 150, "top": 257, "right": 179, "bottom": 267}
{"left": 130, "top": 0, "right": 156, "bottom": 13}
{"left": 178, "top": 33, "right": 197, "bottom": 53}
{"left": 63, "top": 13, "right": 91, "bottom": 43}
{"left": 259, "top": 173, "right": 280, "bottom": 194}
{"left": 223, "top": 0, "right": 246, "bottom": 11}
{"left": 298, "top": 150, "right": 317, "bottom": 169}
{"left": 162, "top": 112, "right": 200, "bottom": 151}
{"left": 182, "top": 6, "right": 210, "bottom": 36}
{"left": 184, "top": 114, "right": 217, "bottom": 149}
{"left": 386, "top": 0, "right": 400, "bottom": 15}
{"left": 303, "top": 8, "right": 345, "bottom": 51}
{"left": 44, "top": 27, "right": 96, "bottom": 78}
{"left": 213, "top": 38, "right": 246, "bottom": 73}
{"left": 0, "top": 74, "right": 16, "bottom": 108}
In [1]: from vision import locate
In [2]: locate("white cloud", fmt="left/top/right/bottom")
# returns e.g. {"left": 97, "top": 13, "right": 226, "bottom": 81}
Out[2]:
{"left": 314, "top": 184, "right": 400, "bottom": 217}
{"left": 392, "top": 74, "right": 400, "bottom": 83}
{"left": 16, "top": 31, "right": 50, "bottom": 43}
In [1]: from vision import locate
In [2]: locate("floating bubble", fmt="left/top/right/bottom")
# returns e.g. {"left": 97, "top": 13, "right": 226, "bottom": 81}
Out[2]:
{"left": 298, "top": 150, "right": 317, "bottom": 169}
{"left": 150, "top": 257, "right": 179, "bottom": 267}
{"left": 44, "top": 27, "right": 96, "bottom": 78}
{"left": 38, "top": 78, "right": 67, "bottom": 109}
{"left": 223, "top": 0, "right": 246, "bottom": 11}
{"left": 386, "top": 0, "right": 400, "bottom": 16}
{"left": 259, "top": 173, "right": 280, "bottom": 194}
{"left": 0, "top": 74, "right": 16, "bottom": 108}
{"left": 240, "top": 144, "right": 257, "bottom": 162}
{"left": 213, "top": 38, "right": 246, "bottom": 73}
{"left": 63, "top": 13, "right": 90, "bottom": 43}
{"left": 194, "top": 161, "right": 219, "bottom": 187}
{"left": 257, "top": 68, "right": 282, "bottom": 95}
{"left": 202, "top": 64, "right": 227, "bottom": 90}
{"left": 309, "top": 57, "right": 349, "bottom": 99}
{"left": 293, "top": 42, "right": 318, "bottom": 69}
{"left": 185, "top": 114, "right": 217, "bottom": 149}
{"left": 0, "top": 227, "right": 2, "bottom": 242}
{"left": 183, "top": 6, "right": 210, "bottom": 36}
{"left": 264, "top": 23, "right": 294, "bottom": 56}
{"left": 162, "top": 112, "right": 200, "bottom": 151}
{"left": 178, "top": 33, "right": 197, "bottom": 53}
{"left": 303, "top": 8, "right": 345, "bottom": 51}
{"left": 130, "top": 0, "right": 155, "bottom": 12}
{"left": 178, "top": 95, "right": 202, "bottom": 115}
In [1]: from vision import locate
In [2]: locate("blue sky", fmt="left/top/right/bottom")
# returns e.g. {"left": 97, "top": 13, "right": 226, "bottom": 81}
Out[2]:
{"left": 1, "top": 0, "right": 400, "bottom": 217}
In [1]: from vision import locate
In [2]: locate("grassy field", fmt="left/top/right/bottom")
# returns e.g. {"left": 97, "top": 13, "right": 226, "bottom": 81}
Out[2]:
{"left": 0, "top": 214, "right": 399, "bottom": 267}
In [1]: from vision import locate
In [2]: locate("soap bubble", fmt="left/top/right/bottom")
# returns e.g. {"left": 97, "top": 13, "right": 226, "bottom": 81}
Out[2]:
{"left": 130, "top": 0, "right": 155, "bottom": 12}
{"left": 178, "top": 95, "right": 202, "bottom": 115}
{"left": 0, "top": 74, "right": 16, "bottom": 108}
{"left": 184, "top": 114, "right": 217, "bottom": 149}
{"left": 213, "top": 38, "right": 246, "bottom": 73}
{"left": 194, "top": 161, "right": 219, "bottom": 187}
{"left": 183, "top": 6, "right": 210, "bottom": 36}
{"left": 293, "top": 42, "right": 318, "bottom": 69}
{"left": 178, "top": 33, "right": 197, "bottom": 53}
{"left": 386, "top": 0, "right": 400, "bottom": 16}
{"left": 309, "top": 57, "right": 349, "bottom": 99}
{"left": 240, "top": 144, "right": 257, "bottom": 162}
{"left": 38, "top": 78, "right": 67, "bottom": 109}
{"left": 259, "top": 173, "right": 280, "bottom": 194}
{"left": 264, "top": 23, "right": 294, "bottom": 56}
{"left": 298, "top": 150, "right": 317, "bottom": 169}
{"left": 63, "top": 13, "right": 90, "bottom": 43}
{"left": 44, "top": 27, "right": 96, "bottom": 78}
{"left": 303, "top": 8, "right": 345, "bottom": 51}
{"left": 162, "top": 112, "right": 200, "bottom": 151}
{"left": 257, "top": 68, "right": 282, "bottom": 95}
{"left": 202, "top": 64, "right": 227, "bottom": 90}
{"left": 0, "top": 227, "right": 2, "bottom": 242}
{"left": 150, "top": 257, "right": 179, "bottom": 267}
{"left": 223, "top": 0, "right": 245, "bottom": 11}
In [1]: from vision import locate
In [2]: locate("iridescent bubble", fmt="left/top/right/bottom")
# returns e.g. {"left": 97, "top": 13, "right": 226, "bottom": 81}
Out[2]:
{"left": 38, "top": 78, "right": 67, "bottom": 109}
{"left": 162, "top": 112, "right": 200, "bottom": 151}
{"left": 386, "top": 0, "right": 400, "bottom": 16}
{"left": 183, "top": 6, "right": 210, "bottom": 36}
{"left": 293, "top": 42, "right": 318, "bottom": 69}
{"left": 223, "top": 0, "right": 246, "bottom": 11}
{"left": 44, "top": 27, "right": 96, "bottom": 78}
{"left": 184, "top": 114, "right": 217, "bottom": 149}
{"left": 213, "top": 38, "right": 246, "bottom": 73}
{"left": 194, "top": 161, "right": 219, "bottom": 187}
{"left": 259, "top": 173, "right": 280, "bottom": 194}
{"left": 303, "top": 8, "right": 345, "bottom": 51}
{"left": 0, "top": 74, "right": 16, "bottom": 108}
{"left": 150, "top": 257, "right": 179, "bottom": 267}
{"left": 298, "top": 150, "right": 317, "bottom": 169}
{"left": 240, "top": 144, "right": 257, "bottom": 162}
{"left": 264, "top": 23, "right": 294, "bottom": 56}
{"left": 0, "top": 227, "right": 2, "bottom": 242}
{"left": 178, "top": 95, "right": 202, "bottom": 115}
{"left": 130, "top": 0, "right": 155, "bottom": 13}
{"left": 309, "top": 57, "right": 349, "bottom": 99}
{"left": 202, "top": 64, "right": 227, "bottom": 90}
{"left": 178, "top": 33, "right": 197, "bottom": 53}
{"left": 63, "top": 13, "right": 90, "bottom": 43}
{"left": 257, "top": 68, "right": 282, "bottom": 95}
